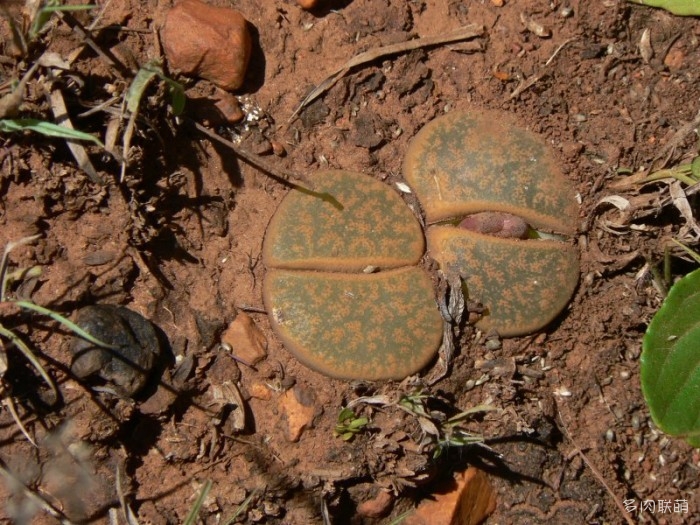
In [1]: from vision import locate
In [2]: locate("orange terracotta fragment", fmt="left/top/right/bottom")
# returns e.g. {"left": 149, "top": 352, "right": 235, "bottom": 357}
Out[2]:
{"left": 279, "top": 385, "right": 317, "bottom": 442}
{"left": 221, "top": 311, "right": 268, "bottom": 366}
{"left": 405, "top": 467, "right": 497, "bottom": 525}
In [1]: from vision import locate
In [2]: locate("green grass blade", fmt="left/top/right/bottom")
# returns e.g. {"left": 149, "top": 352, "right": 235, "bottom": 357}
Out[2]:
{"left": 447, "top": 404, "right": 498, "bottom": 423}
{"left": 670, "top": 239, "right": 700, "bottom": 265}
{"left": 30, "top": 3, "right": 97, "bottom": 38}
{"left": 36, "top": 4, "right": 97, "bottom": 12}
{"left": 223, "top": 488, "right": 259, "bottom": 525}
{"left": 0, "top": 325, "right": 58, "bottom": 401}
{"left": 14, "top": 300, "right": 118, "bottom": 350}
{"left": 0, "top": 234, "right": 41, "bottom": 301}
{"left": 383, "top": 510, "right": 412, "bottom": 525}
{"left": 183, "top": 480, "right": 212, "bottom": 525}
{"left": 0, "top": 119, "right": 104, "bottom": 147}
{"left": 691, "top": 156, "right": 700, "bottom": 180}
{"left": 126, "top": 66, "right": 158, "bottom": 114}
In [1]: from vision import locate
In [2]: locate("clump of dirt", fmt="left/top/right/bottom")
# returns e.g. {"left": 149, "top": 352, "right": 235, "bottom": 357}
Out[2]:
{"left": 0, "top": 0, "right": 699, "bottom": 524}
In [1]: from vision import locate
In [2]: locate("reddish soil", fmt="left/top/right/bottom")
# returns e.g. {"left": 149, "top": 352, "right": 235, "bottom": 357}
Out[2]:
{"left": 1, "top": 0, "right": 699, "bottom": 524}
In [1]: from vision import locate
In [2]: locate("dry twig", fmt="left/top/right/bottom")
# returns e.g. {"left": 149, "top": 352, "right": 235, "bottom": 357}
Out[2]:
{"left": 508, "top": 38, "right": 576, "bottom": 100}
{"left": 47, "top": 84, "right": 103, "bottom": 184}
{"left": 290, "top": 24, "right": 484, "bottom": 121}
{"left": 0, "top": 459, "right": 74, "bottom": 524}
{"left": 645, "top": 106, "right": 700, "bottom": 176}
{"left": 0, "top": 62, "right": 39, "bottom": 119}
{"left": 556, "top": 402, "right": 636, "bottom": 525}
{"left": 56, "top": 11, "right": 132, "bottom": 77}
{"left": 190, "top": 120, "right": 311, "bottom": 187}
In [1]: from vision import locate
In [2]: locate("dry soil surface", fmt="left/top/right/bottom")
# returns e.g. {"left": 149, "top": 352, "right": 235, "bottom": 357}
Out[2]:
{"left": 0, "top": 1, "right": 699, "bottom": 524}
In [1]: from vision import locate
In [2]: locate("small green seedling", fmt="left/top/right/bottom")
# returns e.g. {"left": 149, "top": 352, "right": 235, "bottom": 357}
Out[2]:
{"left": 434, "top": 406, "right": 497, "bottom": 458}
{"left": 126, "top": 61, "right": 186, "bottom": 117}
{"left": 396, "top": 390, "right": 496, "bottom": 458}
{"left": 0, "top": 1, "right": 96, "bottom": 55}
{"left": 641, "top": 248, "right": 700, "bottom": 447}
{"left": 119, "top": 60, "right": 185, "bottom": 182}
{"left": 628, "top": 0, "right": 700, "bottom": 16}
{"left": 334, "top": 407, "right": 369, "bottom": 441}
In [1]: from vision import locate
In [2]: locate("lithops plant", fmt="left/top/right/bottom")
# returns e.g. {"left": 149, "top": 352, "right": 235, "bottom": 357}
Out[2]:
{"left": 403, "top": 110, "right": 579, "bottom": 337}
{"left": 262, "top": 170, "right": 443, "bottom": 380}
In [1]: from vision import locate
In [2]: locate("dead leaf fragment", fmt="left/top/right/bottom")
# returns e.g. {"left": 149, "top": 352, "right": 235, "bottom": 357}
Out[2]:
{"left": 210, "top": 381, "right": 246, "bottom": 432}
{"left": 221, "top": 311, "right": 268, "bottom": 366}
{"left": 405, "top": 467, "right": 497, "bottom": 525}
{"left": 639, "top": 28, "right": 653, "bottom": 63}
{"left": 670, "top": 180, "right": 700, "bottom": 237}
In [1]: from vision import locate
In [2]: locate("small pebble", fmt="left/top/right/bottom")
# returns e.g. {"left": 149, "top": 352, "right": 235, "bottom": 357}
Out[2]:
{"left": 249, "top": 382, "right": 272, "bottom": 400}
{"left": 559, "top": 6, "right": 574, "bottom": 17}
{"left": 404, "top": 468, "right": 496, "bottom": 525}
{"left": 271, "top": 140, "right": 287, "bottom": 157}
{"left": 252, "top": 136, "right": 273, "bottom": 156}
{"left": 631, "top": 414, "right": 642, "bottom": 430}
{"left": 484, "top": 338, "right": 502, "bottom": 351}
{"left": 161, "top": 0, "right": 252, "bottom": 90}
{"left": 296, "top": 0, "right": 319, "bottom": 9}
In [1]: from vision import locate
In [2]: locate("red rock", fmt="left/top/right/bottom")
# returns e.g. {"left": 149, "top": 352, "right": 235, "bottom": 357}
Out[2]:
{"left": 161, "top": 0, "right": 252, "bottom": 91}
